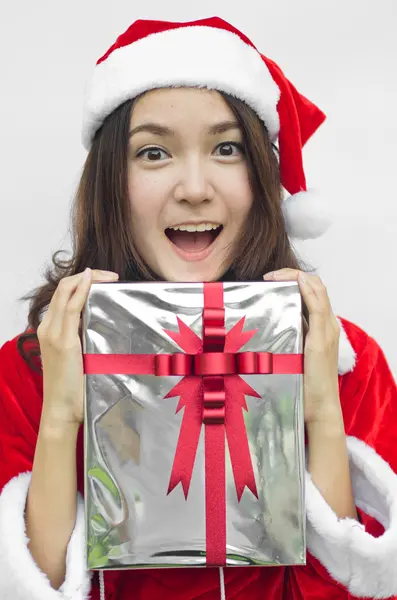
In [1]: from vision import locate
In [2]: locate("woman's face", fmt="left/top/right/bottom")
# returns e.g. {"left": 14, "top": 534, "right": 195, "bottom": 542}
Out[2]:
{"left": 127, "top": 88, "right": 253, "bottom": 282}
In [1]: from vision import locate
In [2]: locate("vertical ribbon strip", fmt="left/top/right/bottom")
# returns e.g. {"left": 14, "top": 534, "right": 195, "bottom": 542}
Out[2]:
{"left": 203, "top": 284, "right": 227, "bottom": 564}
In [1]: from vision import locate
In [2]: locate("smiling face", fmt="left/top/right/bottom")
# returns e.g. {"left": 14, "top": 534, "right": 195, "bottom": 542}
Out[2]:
{"left": 127, "top": 88, "right": 254, "bottom": 282}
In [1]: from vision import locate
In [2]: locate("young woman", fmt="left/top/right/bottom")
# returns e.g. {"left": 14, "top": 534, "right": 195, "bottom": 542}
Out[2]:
{"left": 1, "top": 16, "right": 397, "bottom": 600}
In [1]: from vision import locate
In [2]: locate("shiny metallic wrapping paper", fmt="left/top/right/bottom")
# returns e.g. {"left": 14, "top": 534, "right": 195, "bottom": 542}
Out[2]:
{"left": 82, "top": 281, "right": 305, "bottom": 570}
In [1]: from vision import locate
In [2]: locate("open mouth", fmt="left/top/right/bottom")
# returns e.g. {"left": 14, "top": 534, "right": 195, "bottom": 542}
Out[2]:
{"left": 165, "top": 224, "right": 223, "bottom": 253}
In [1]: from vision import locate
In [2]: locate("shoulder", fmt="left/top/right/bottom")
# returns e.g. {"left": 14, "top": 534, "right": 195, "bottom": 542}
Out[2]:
{"left": 338, "top": 317, "right": 396, "bottom": 429}
{"left": 338, "top": 317, "right": 396, "bottom": 417}
{"left": 0, "top": 331, "right": 42, "bottom": 406}
{"left": 1, "top": 331, "right": 35, "bottom": 371}
{"left": 0, "top": 334, "right": 24, "bottom": 381}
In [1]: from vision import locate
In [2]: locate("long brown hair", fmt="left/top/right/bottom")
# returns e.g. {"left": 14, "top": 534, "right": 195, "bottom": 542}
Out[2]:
{"left": 17, "top": 91, "right": 308, "bottom": 371}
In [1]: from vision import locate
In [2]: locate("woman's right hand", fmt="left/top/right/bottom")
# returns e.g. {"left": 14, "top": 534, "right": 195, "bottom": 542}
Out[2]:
{"left": 37, "top": 268, "right": 119, "bottom": 427}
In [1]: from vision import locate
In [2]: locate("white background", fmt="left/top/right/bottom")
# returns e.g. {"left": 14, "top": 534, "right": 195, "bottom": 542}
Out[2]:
{"left": 1, "top": 1, "right": 396, "bottom": 378}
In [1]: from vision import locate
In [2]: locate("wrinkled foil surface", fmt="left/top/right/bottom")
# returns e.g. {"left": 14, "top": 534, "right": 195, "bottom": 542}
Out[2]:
{"left": 82, "top": 281, "right": 305, "bottom": 570}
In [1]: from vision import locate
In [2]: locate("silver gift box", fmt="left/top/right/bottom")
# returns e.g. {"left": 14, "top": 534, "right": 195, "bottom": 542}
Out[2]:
{"left": 82, "top": 281, "right": 305, "bottom": 570}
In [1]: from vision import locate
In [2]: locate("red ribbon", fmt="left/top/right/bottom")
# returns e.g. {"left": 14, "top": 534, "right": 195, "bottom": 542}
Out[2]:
{"left": 84, "top": 282, "right": 303, "bottom": 565}
{"left": 85, "top": 350, "right": 302, "bottom": 377}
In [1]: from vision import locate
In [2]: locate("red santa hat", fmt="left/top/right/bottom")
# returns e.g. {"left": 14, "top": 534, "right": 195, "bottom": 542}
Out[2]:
{"left": 82, "top": 16, "right": 330, "bottom": 240}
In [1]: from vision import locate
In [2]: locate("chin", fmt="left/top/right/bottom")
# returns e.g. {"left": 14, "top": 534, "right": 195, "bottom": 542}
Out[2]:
{"left": 155, "top": 263, "right": 228, "bottom": 283}
{"left": 161, "top": 272, "right": 217, "bottom": 283}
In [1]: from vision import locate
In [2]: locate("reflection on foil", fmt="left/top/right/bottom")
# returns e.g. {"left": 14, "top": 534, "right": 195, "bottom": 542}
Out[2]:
{"left": 82, "top": 281, "right": 305, "bottom": 569}
{"left": 98, "top": 396, "right": 142, "bottom": 466}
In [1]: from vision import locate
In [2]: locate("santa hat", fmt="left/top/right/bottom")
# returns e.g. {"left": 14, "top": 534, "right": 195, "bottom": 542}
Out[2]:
{"left": 82, "top": 17, "right": 330, "bottom": 240}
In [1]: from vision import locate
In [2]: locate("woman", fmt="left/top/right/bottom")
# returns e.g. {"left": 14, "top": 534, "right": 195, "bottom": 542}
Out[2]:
{"left": 0, "top": 16, "right": 397, "bottom": 600}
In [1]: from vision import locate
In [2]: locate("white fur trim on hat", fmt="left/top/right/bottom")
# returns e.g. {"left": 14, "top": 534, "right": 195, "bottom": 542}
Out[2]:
{"left": 306, "top": 436, "right": 397, "bottom": 598}
{"left": 0, "top": 472, "right": 91, "bottom": 600}
{"left": 82, "top": 25, "right": 280, "bottom": 149}
{"left": 282, "top": 190, "right": 332, "bottom": 240}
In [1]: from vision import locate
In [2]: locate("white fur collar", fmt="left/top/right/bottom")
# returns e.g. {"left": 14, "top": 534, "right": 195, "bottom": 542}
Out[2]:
{"left": 337, "top": 317, "right": 357, "bottom": 375}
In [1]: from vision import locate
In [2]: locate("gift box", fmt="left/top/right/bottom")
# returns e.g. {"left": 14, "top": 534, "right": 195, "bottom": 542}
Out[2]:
{"left": 82, "top": 281, "right": 305, "bottom": 570}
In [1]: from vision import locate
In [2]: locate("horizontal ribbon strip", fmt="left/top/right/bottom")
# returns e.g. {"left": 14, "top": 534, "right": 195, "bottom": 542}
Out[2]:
{"left": 83, "top": 351, "right": 303, "bottom": 376}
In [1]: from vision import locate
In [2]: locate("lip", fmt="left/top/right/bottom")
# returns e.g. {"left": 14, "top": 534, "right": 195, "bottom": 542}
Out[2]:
{"left": 165, "top": 226, "right": 224, "bottom": 262}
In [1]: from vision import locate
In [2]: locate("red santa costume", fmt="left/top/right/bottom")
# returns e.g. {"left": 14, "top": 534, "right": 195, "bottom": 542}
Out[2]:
{"left": 1, "top": 16, "right": 397, "bottom": 600}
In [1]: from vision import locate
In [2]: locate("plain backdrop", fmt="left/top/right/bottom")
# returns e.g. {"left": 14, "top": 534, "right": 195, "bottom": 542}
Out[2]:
{"left": 1, "top": 1, "right": 396, "bottom": 378}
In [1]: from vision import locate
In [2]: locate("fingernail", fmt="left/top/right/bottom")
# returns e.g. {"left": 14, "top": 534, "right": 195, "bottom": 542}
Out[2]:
{"left": 100, "top": 271, "right": 119, "bottom": 277}
{"left": 263, "top": 272, "right": 275, "bottom": 280}
{"left": 299, "top": 272, "right": 307, "bottom": 284}
{"left": 83, "top": 267, "right": 91, "bottom": 279}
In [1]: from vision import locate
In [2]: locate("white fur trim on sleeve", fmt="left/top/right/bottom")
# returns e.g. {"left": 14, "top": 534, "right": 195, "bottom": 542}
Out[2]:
{"left": 0, "top": 472, "right": 92, "bottom": 600}
{"left": 337, "top": 317, "right": 357, "bottom": 375}
{"left": 306, "top": 436, "right": 397, "bottom": 598}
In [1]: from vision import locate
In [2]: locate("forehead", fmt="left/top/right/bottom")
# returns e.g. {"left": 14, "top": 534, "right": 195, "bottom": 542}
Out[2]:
{"left": 130, "top": 87, "right": 236, "bottom": 125}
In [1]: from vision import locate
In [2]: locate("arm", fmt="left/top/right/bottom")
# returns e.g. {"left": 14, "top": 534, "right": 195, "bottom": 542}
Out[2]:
{"left": 26, "top": 415, "right": 80, "bottom": 589}
{"left": 264, "top": 269, "right": 357, "bottom": 519}
{"left": 297, "top": 325, "right": 397, "bottom": 599}
{"left": 0, "top": 337, "right": 91, "bottom": 600}
{"left": 263, "top": 271, "right": 397, "bottom": 597}
{"left": 306, "top": 410, "right": 357, "bottom": 520}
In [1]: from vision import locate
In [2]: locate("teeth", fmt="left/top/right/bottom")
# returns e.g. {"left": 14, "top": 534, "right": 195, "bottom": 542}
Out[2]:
{"left": 168, "top": 223, "right": 221, "bottom": 232}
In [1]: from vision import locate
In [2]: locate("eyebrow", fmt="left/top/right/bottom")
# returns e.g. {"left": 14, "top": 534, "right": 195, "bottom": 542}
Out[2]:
{"left": 128, "top": 120, "right": 241, "bottom": 138}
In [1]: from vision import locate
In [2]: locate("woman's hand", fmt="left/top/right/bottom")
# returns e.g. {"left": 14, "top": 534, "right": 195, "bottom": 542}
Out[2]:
{"left": 263, "top": 268, "right": 356, "bottom": 518}
{"left": 37, "top": 268, "right": 119, "bottom": 428}
{"left": 263, "top": 268, "right": 342, "bottom": 426}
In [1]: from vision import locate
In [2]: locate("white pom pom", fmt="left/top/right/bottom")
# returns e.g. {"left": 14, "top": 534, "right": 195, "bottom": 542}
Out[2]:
{"left": 282, "top": 190, "right": 332, "bottom": 240}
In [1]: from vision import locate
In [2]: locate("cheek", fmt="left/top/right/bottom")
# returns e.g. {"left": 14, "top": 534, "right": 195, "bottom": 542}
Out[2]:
{"left": 222, "top": 167, "right": 253, "bottom": 219}
{"left": 128, "top": 167, "right": 159, "bottom": 203}
{"left": 127, "top": 167, "right": 165, "bottom": 230}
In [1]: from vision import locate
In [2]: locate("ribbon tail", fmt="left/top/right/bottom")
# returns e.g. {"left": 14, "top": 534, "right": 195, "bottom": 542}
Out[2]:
{"left": 205, "top": 422, "right": 226, "bottom": 565}
{"left": 225, "top": 377, "right": 258, "bottom": 501}
{"left": 167, "top": 378, "right": 203, "bottom": 498}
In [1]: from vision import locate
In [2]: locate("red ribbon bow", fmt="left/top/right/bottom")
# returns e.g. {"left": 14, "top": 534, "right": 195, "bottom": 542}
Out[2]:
{"left": 84, "top": 282, "right": 303, "bottom": 565}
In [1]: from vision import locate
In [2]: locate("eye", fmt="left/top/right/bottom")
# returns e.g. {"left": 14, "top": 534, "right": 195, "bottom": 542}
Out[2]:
{"left": 136, "top": 146, "right": 170, "bottom": 161}
{"left": 213, "top": 142, "right": 244, "bottom": 157}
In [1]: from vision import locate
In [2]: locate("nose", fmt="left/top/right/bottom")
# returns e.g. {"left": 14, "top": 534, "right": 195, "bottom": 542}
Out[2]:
{"left": 174, "top": 156, "right": 214, "bottom": 206}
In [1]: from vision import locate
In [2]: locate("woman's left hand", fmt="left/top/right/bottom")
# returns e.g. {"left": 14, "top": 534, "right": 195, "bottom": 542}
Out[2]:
{"left": 263, "top": 268, "right": 342, "bottom": 425}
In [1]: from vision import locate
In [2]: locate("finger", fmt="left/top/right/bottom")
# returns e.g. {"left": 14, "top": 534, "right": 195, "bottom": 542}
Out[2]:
{"left": 47, "top": 269, "right": 118, "bottom": 318}
{"left": 62, "top": 269, "right": 120, "bottom": 342}
{"left": 298, "top": 272, "right": 320, "bottom": 313}
{"left": 60, "top": 268, "right": 96, "bottom": 344}
{"left": 298, "top": 273, "right": 338, "bottom": 343}
{"left": 313, "top": 277, "right": 334, "bottom": 318}
{"left": 262, "top": 269, "right": 331, "bottom": 316}
{"left": 299, "top": 273, "right": 333, "bottom": 316}
{"left": 302, "top": 314, "right": 309, "bottom": 345}
{"left": 263, "top": 268, "right": 301, "bottom": 280}
{"left": 44, "top": 269, "right": 119, "bottom": 337}
{"left": 42, "top": 272, "right": 86, "bottom": 336}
